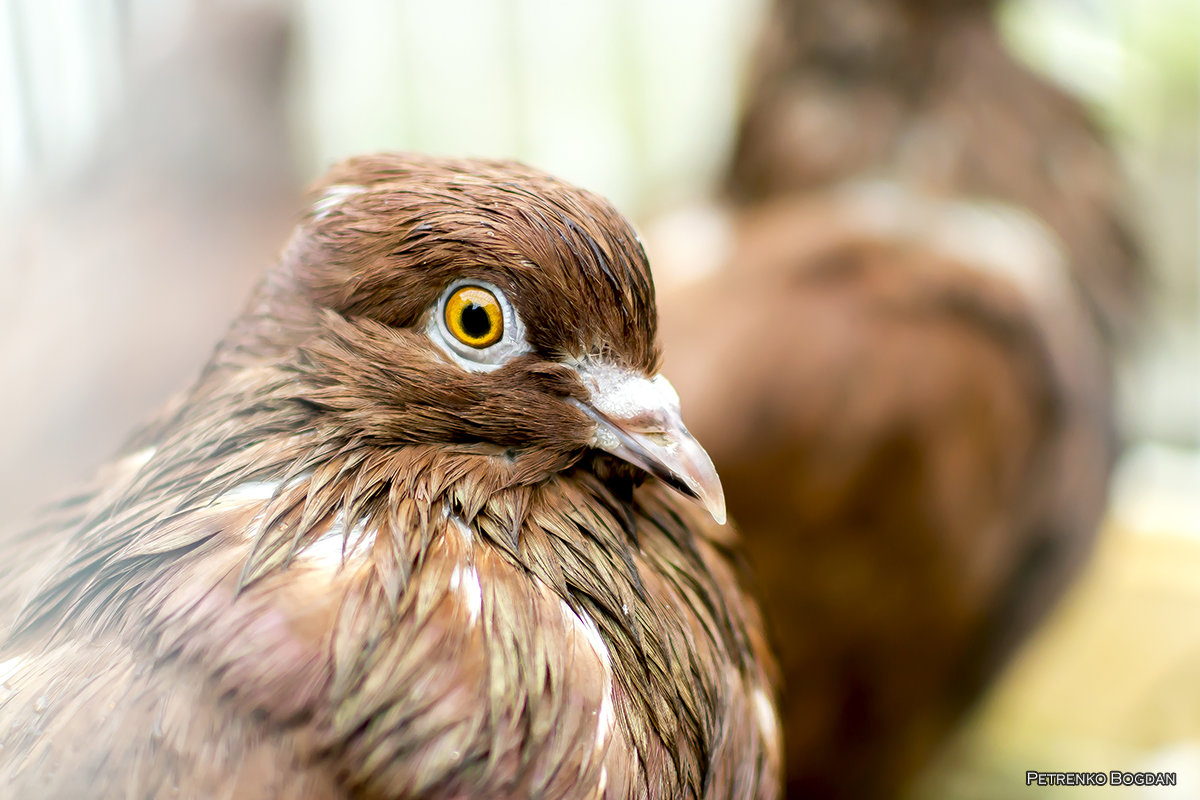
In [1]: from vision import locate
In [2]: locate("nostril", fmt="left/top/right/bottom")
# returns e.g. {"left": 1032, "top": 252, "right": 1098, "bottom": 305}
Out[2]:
{"left": 618, "top": 410, "right": 669, "bottom": 434}
{"left": 642, "top": 431, "right": 674, "bottom": 449}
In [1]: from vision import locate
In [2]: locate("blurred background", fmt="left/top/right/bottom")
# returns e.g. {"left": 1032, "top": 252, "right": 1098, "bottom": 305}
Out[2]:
{"left": 0, "top": 0, "right": 1197, "bottom": 797}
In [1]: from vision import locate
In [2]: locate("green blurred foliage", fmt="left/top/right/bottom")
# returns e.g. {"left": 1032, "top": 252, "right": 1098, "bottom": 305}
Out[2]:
{"left": 1001, "top": 0, "right": 1199, "bottom": 141}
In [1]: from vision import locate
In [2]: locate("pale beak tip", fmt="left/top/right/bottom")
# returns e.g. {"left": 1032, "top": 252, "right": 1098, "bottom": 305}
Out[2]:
{"left": 708, "top": 496, "right": 727, "bottom": 526}
{"left": 692, "top": 460, "right": 727, "bottom": 525}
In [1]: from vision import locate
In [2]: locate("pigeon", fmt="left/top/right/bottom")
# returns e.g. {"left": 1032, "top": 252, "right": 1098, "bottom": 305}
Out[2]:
{"left": 655, "top": 0, "right": 1141, "bottom": 796}
{"left": 0, "top": 153, "right": 781, "bottom": 800}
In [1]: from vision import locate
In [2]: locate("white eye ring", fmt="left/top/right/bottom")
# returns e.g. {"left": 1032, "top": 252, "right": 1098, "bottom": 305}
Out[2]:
{"left": 426, "top": 279, "right": 530, "bottom": 372}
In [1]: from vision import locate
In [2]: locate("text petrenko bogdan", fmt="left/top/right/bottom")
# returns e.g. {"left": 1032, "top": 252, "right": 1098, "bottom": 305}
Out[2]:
{"left": 1025, "top": 771, "right": 1177, "bottom": 787}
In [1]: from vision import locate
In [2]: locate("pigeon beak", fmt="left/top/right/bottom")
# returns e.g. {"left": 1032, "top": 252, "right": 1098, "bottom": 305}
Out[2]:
{"left": 570, "top": 363, "right": 726, "bottom": 525}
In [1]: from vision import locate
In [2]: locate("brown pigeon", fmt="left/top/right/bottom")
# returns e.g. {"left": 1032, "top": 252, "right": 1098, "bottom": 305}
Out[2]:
{"left": 0, "top": 154, "right": 781, "bottom": 799}
{"left": 657, "top": 0, "right": 1141, "bottom": 796}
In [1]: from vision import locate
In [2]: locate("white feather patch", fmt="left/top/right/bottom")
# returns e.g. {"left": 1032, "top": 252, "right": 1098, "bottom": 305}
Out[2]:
{"left": 215, "top": 470, "right": 314, "bottom": 508}
{"left": 0, "top": 656, "right": 24, "bottom": 686}
{"left": 449, "top": 563, "right": 482, "bottom": 624}
{"left": 301, "top": 511, "right": 373, "bottom": 567}
{"left": 119, "top": 446, "right": 156, "bottom": 471}
{"left": 835, "top": 179, "right": 1072, "bottom": 308}
{"left": 215, "top": 481, "right": 281, "bottom": 504}
{"left": 753, "top": 687, "right": 779, "bottom": 749}
{"left": 450, "top": 514, "right": 475, "bottom": 546}
{"left": 445, "top": 515, "right": 481, "bottom": 622}
{"left": 560, "top": 599, "right": 615, "bottom": 749}
{"left": 311, "top": 184, "right": 366, "bottom": 221}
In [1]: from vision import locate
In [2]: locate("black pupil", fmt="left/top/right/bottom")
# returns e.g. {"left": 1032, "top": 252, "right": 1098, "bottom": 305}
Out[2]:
{"left": 460, "top": 303, "right": 493, "bottom": 341}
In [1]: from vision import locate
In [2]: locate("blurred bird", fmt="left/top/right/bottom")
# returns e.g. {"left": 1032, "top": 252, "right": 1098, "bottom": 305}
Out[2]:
{"left": 0, "top": 154, "right": 781, "bottom": 799}
{"left": 727, "top": 0, "right": 1139, "bottom": 340}
{"left": 656, "top": 0, "right": 1141, "bottom": 796}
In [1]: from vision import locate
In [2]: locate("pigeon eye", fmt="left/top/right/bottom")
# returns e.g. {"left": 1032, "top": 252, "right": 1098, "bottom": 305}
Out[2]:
{"left": 444, "top": 286, "right": 503, "bottom": 348}
{"left": 427, "top": 279, "right": 529, "bottom": 372}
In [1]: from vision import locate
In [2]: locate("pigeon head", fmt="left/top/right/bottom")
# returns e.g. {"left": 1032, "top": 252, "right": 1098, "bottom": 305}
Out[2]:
{"left": 237, "top": 153, "right": 724, "bottom": 522}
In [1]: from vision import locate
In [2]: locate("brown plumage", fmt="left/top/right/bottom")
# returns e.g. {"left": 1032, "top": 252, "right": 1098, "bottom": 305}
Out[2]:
{"left": 0, "top": 154, "right": 780, "bottom": 799}
{"left": 726, "top": 0, "right": 1140, "bottom": 341}
{"left": 657, "top": 1, "right": 1140, "bottom": 797}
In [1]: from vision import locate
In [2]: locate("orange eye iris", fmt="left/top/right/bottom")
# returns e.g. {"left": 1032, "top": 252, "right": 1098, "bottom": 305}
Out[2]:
{"left": 444, "top": 286, "right": 504, "bottom": 348}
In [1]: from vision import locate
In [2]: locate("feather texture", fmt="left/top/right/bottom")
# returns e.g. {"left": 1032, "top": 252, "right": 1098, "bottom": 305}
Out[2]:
{"left": 0, "top": 154, "right": 780, "bottom": 799}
